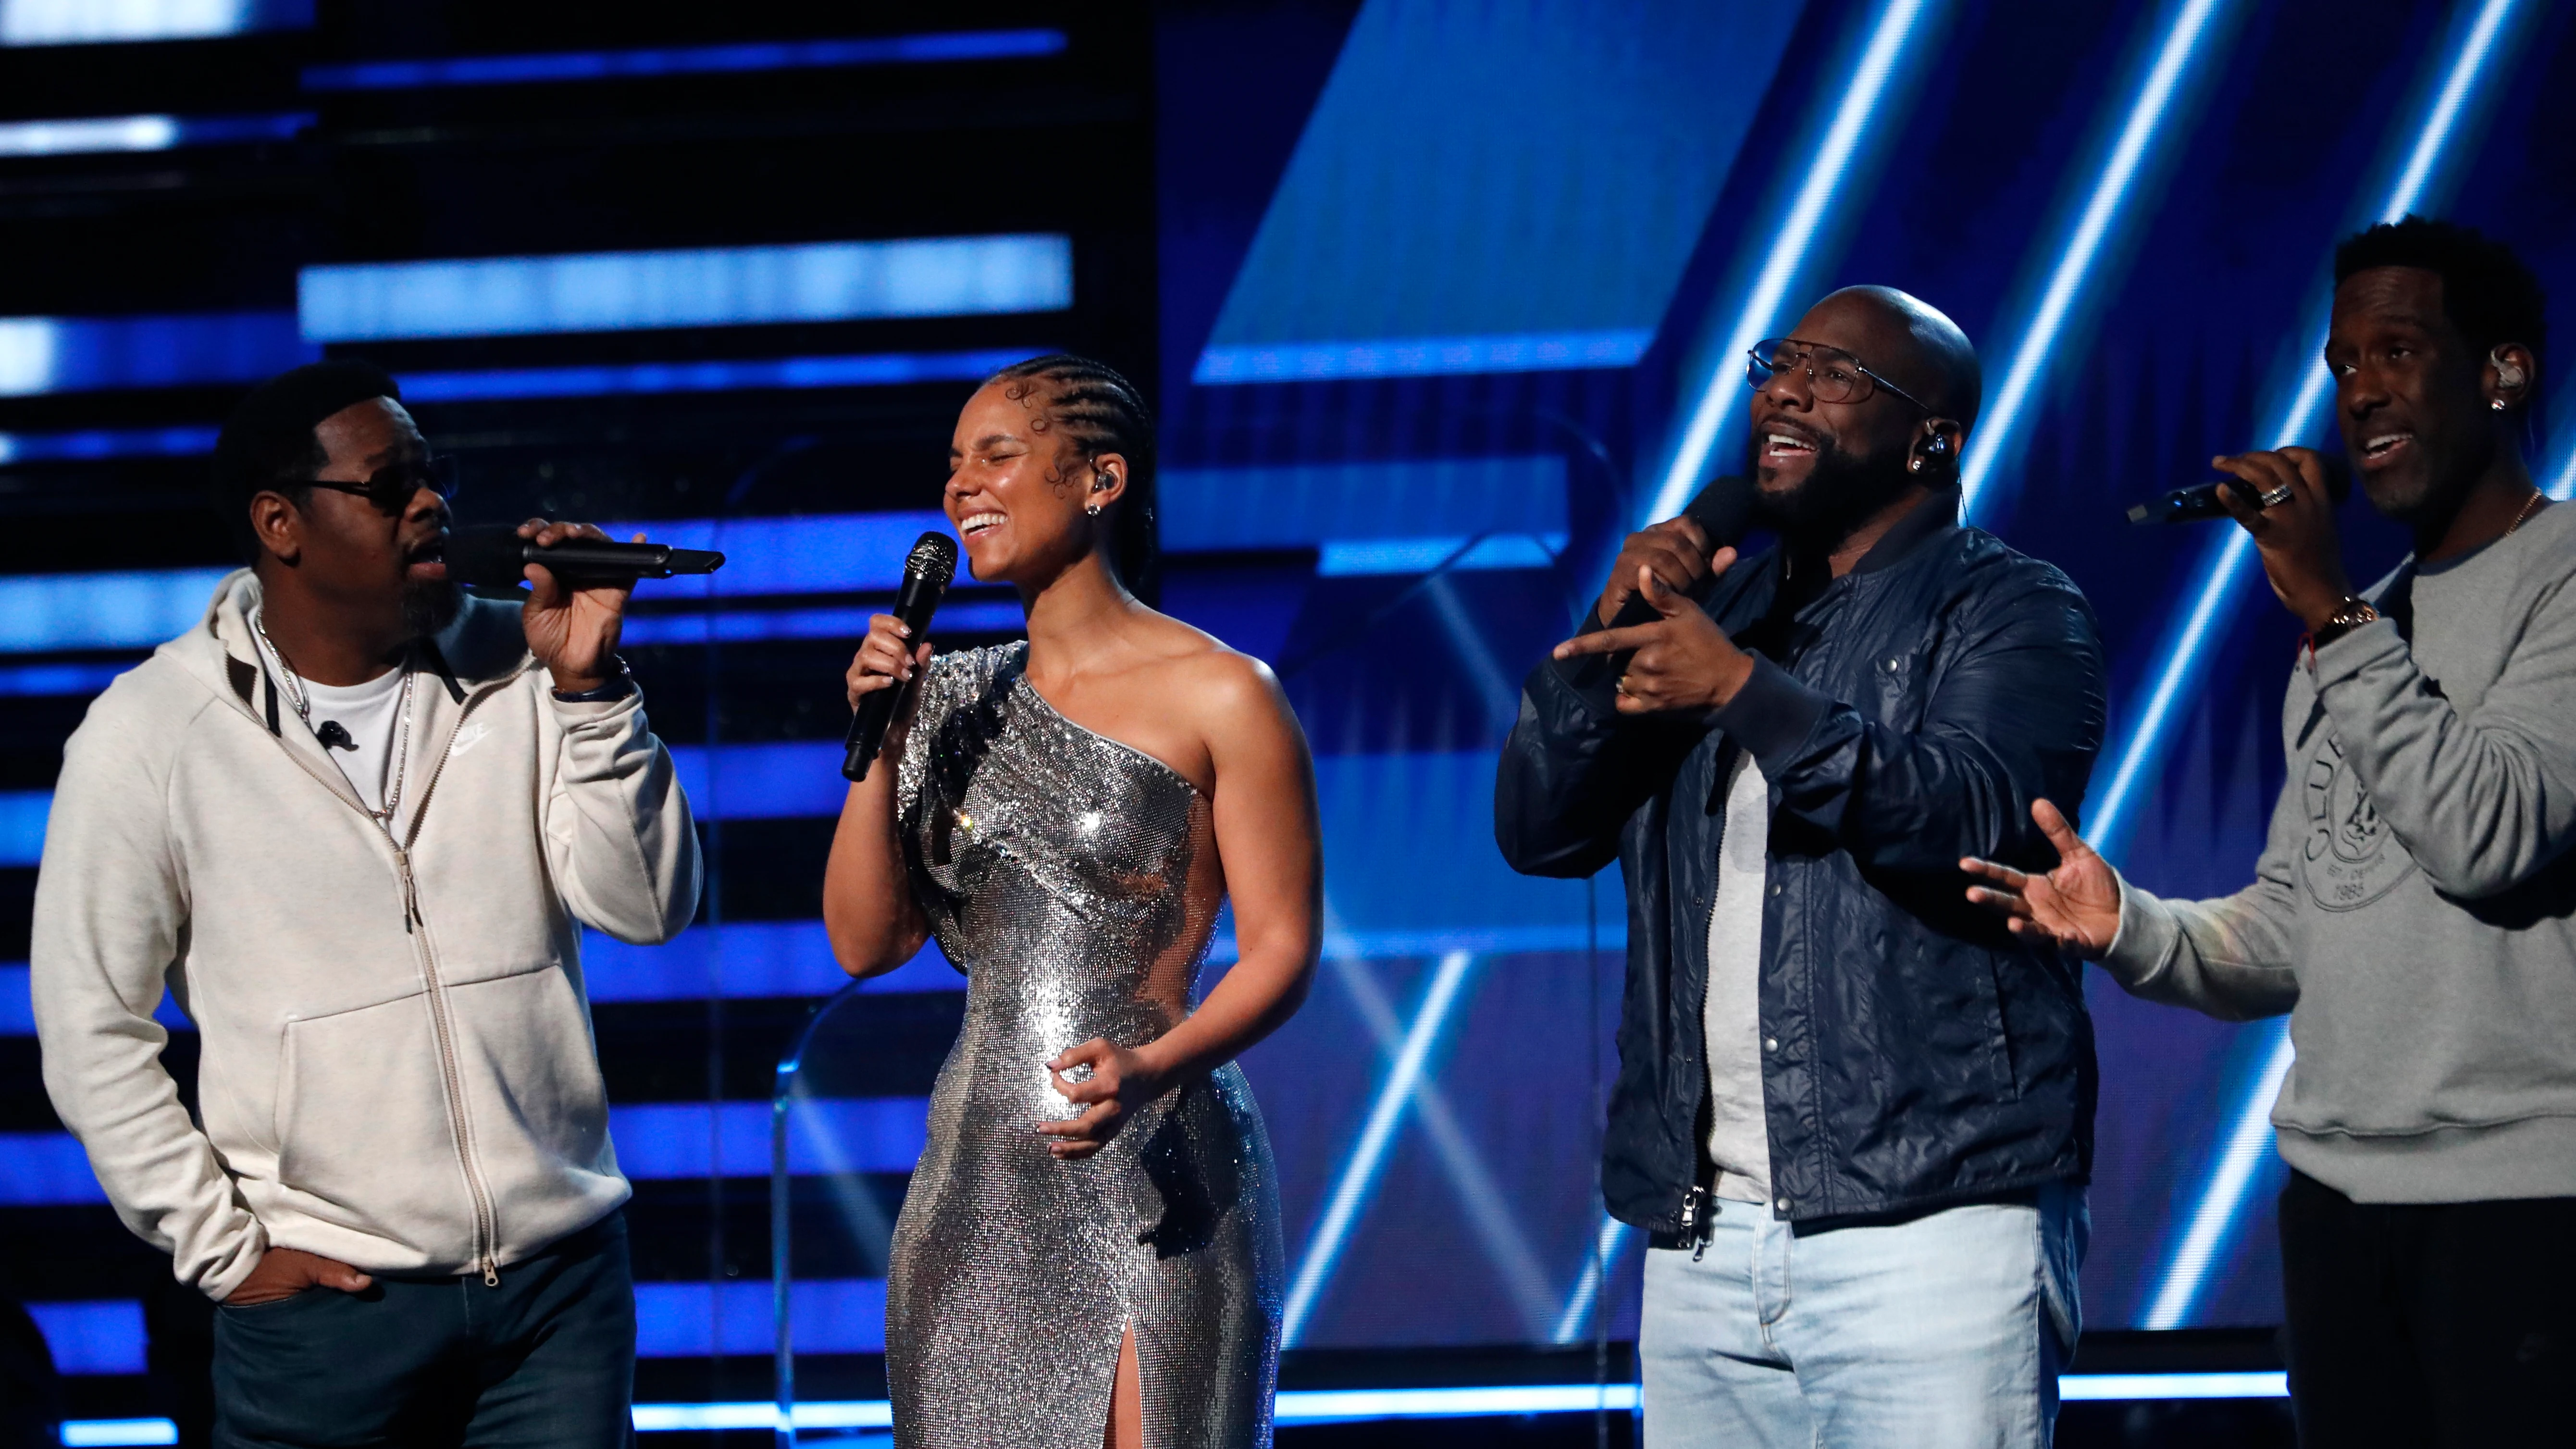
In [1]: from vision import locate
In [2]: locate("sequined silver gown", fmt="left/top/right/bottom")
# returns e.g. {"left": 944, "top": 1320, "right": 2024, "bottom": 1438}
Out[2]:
{"left": 885, "top": 643, "right": 1285, "bottom": 1449}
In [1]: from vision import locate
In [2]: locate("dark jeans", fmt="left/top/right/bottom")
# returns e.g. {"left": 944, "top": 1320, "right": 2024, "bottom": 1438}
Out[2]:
{"left": 2279, "top": 1170, "right": 2576, "bottom": 1448}
{"left": 212, "top": 1213, "right": 634, "bottom": 1449}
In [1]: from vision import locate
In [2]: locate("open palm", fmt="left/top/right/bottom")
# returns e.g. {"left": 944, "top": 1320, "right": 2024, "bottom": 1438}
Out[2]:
{"left": 1960, "top": 799, "right": 2122, "bottom": 956}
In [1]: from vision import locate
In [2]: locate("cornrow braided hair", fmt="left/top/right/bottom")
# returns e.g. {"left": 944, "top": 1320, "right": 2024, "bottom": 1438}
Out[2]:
{"left": 988, "top": 353, "right": 1160, "bottom": 604}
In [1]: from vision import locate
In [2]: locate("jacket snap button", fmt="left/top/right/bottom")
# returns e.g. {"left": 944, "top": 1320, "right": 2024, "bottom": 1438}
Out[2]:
{"left": 1774, "top": 1198, "right": 1790, "bottom": 1211}
{"left": 1763, "top": 1037, "right": 1778, "bottom": 1052}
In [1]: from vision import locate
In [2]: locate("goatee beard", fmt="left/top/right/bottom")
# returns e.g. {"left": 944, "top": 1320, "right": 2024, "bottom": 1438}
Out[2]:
{"left": 1752, "top": 438, "right": 1917, "bottom": 552}
{"left": 402, "top": 579, "right": 463, "bottom": 639}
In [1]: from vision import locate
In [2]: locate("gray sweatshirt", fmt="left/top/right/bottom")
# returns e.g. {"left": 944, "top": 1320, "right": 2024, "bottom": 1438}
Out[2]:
{"left": 2103, "top": 499, "right": 2576, "bottom": 1202}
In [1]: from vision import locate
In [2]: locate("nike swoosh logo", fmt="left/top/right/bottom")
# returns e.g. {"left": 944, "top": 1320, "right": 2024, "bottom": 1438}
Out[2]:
{"left": 448, "top": 722, "right": 493, "bottom": 757}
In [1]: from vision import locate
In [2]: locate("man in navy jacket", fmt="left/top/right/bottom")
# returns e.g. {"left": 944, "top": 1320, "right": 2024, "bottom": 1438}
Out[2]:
{"left": 1499, "top": 286, "right": 2105, "bottom": 1448}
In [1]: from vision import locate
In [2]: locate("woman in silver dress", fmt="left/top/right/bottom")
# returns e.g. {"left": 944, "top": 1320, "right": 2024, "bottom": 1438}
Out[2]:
{"left": 822, "top": 356, "right": 1321, "bottom": 1449}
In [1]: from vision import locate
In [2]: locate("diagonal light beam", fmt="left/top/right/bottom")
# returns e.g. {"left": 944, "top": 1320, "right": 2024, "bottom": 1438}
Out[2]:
{"left": 1550, "top": 1209, "right": 1635, "bottom": 1345}
{"left": 2140, "top": 1023, "right": 2293, "bottom": 1328}
{"left": 1643, "top": 0, "right": 1942, "bottom": 526}
{"left": 1330, "top": 955, "right": 1557, "bottom": 1338}
{"left": 1960, "top": 0, "right": 2238, "bottom": 520}
{"left": 1280, "top": 950, "right": 1480, "bottom": 1347}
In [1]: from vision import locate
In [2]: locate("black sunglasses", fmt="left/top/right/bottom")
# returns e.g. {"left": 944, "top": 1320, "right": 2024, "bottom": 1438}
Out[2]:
{"left": 304, "top": 453, "right": 460, "bottom": 515}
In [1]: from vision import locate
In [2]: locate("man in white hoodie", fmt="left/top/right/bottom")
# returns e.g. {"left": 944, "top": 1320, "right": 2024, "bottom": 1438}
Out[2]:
{"left": 33, "top": 360, "right": 700, "bottom": 1446}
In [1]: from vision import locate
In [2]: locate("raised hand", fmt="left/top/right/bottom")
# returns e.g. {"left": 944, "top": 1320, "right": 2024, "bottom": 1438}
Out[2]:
{"left": 2210, "top": 446, "right": 2353, "bottom": 630}
{"left": 1551, "top": 556, "right": 1752, "bottom": 716}
{"left": 1960, "top": 799, "right": 2123, "bottom": 956}
{"left": 1036, "top": 1038, "right": 1167, "bottom": 1160}
{"left": 1596, "top": 515, "right": 1722, "bottom": 626}
{"left": 844, "top": 614, "right": 935, "bottom": 756}
{"left": 518, "top": 519, "right": 633, "bottom": 692}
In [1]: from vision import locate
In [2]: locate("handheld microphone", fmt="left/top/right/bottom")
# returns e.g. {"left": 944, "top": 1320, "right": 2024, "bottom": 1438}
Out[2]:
{"left": 444, "top": 525, "right": 727, "bottom": 587}
{"left": 843, "top": 532, "right": 960, "bottom": 782}
{"left": 1570, "top": 475, "right": 1758, "bottom": 686}
{"left": 2126, "top": 455, "right": 2351, "bottom": 526}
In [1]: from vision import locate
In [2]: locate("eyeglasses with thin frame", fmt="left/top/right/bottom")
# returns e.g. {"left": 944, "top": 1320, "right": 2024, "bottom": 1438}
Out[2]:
{"left": 304, "top": 453, "right": 460, "bottom": 515}
{"left": 1745, "top": 337, "right": 1932, "bottom": 413}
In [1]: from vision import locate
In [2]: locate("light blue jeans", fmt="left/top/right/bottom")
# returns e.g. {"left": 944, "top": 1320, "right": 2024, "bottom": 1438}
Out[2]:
{"left": 1640, "top": 1185, "right": 2087, "bottom": 1449}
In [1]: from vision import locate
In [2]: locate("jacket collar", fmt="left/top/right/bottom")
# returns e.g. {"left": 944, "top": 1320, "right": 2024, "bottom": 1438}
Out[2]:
{"left": 1846, "top": 484, "right": 1960, "bottom": 575}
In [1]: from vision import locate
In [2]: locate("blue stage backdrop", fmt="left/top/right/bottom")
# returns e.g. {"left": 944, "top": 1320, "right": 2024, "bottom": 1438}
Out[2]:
{"left": 2, "top": 3, "right": 2575, "bottom": 1412}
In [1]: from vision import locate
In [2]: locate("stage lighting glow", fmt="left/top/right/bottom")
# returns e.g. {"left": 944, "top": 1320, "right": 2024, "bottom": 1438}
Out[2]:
{"left": 0, "top": 111, "right": 308, "bottom": 155}
{"left": 0, "top": 0, "right": 308, "bottom": 46}
{"left": 398, "top": 347, "right": 1038, "bottom": 403}
{"left": 1959, "top": 0, "right": 2235, "bottom": 520}
{"left": 0, "top": 114, "right": 175, "bottom": 154}
{"left": 617, "top": 599, "right": 1025, "bottom": 649}
{"left": 2141, "top": 1024, "right": 2294, "bottom": 1329}
{"left": 1193, "top": 329, "right": 1651, "bottom": 385}
{"left": 1550, "top": 1209, "right": 1633, "bottom": 1345}
{"left": 25, "top": 1300, "right": 145, "bottom": 1374}
{"left": 0, "top": 567, "right": 233, "bottom": 654}
{"left": 637, "top": 1278, "right": 886, "bottom": 1358}
{"left": 608, "top": 1098, "right": 927, "bottom": 1180}
{"left": 0, "top": 790, "right": 50, "bottom": 870}
{"left": 59, "top": 1423, "right": 180, "bottom": 1449}
{"left": 299, "top": 235, "right": 1070, "bottom": 343}
{"left": 2060, "top": 1372, "right": 2288, "bottom": 1400}
{"left": 1316, "top": 533, "right": 1565, "bottom": 577}
{"left": 0, "top": 312, "right": 308, "bottom": 396}
{"left": 1279, "top": 950, "right": 1480, "bottom": 1346}
{"left": 1643, "top": 0, "right": 1936, "bottom": 526}
{"left": 302, "top": 29, "right": 1065, "bottom": 90}
{"left": 0, "top": 425, "right": 222, "bottom": 464}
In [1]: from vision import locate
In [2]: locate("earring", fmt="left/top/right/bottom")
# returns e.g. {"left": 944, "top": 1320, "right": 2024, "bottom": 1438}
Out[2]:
{"left": 1908, "top": 457, "right": 1924, "bottom": 473}
{"left": 1086, "top": 503, "right": 1103, "bottom": 517}
{"left": 2493, "top": 398, "right": 2508, "bottom": 412}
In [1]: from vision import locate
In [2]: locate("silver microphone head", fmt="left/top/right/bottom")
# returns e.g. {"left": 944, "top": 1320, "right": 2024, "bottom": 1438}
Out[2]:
{"left": 905, "top": 532, "right": 959, "bottom": 590}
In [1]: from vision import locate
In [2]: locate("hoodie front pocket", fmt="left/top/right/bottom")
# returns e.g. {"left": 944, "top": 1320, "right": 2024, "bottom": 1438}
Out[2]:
{"left": 274, "top": 993, "right": 471, "bottom": 1241}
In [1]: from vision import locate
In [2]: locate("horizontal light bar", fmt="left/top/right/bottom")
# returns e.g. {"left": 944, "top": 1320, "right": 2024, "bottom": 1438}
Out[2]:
{"left": 610, "top": 1097, "right": 926, "bottom": 1180}
{"left": 1317, "top": 533, "right": 1564, "bottom": 577}
{"left": 1, "top": 789, "right": 48, "bottom": 868}
{"left": 60, "top": 1422, "right": 179, "bottom": 1448}
{"left": 1193, "top": 328, "right": 1651, "bottom": 384}
{"left": 617, "top": 598, "right": 1023, "bottom": 648}
{"left": 0, "top": 660, "right": 136, "bottom": 696}
{"left": 580, "top": 923, "right": 958, "bottom": 1004}
{"left": 0, "top": 0, "right": 310, "bottom": 47}
{"left": 0, "top": 566, "right": 231, "bottom": 654}
{"left": 2060, "top": 1372, "right": 2287, "bottom": 1400}
{"left": 398, "top": 347, "right": 1035, "bottom": 403}
{"left": 0, "top": 111, "right": 308, "bottom": 157}
{"left": 1161, "top": 456, "right": 1567, "bottom": 553}
{"left": 26, "top": 1299, "right": 144, "bottom": 1374}
{"left": 0, "top": 425, "right": 220, "bottom": 466}
{"left": 300, "top": 235, "right": 1071, "bottom": 343}
{"left": 0, "top": 964, "right": 195, "bottom": 1036}
{"left": 0, "top": 312, "right": 310, "bottom": 396}
{"left": 638, "top": 1277, "right": 886, "bottom": 1358}
{"left": 304, "top": 28, "right": 1065, "bottom": 90}
{"left": 0, "top": 1133, "right": 110, "bottom": 1204}
{"left": 630, "top": 1373, "right": 2292, "bottom": 1432}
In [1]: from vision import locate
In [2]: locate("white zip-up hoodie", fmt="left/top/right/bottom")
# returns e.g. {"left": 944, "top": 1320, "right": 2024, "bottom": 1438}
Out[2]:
{"left": 32, "top": 571, "right": 699, "bottom": 1299}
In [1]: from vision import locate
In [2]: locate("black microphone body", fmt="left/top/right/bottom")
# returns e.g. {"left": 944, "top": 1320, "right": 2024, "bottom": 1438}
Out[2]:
{"left": 1585, "top": 474, "right": 1759, "bottom": 680}
{"left": 444, "top": 525, "right": 726, "bottom": 587}
{"left": 843, "top": 533, "right": 960, "bottom": 782}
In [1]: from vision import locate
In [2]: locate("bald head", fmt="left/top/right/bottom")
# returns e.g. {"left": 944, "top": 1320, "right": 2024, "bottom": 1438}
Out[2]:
{"left": 1803, "top": 285, "right": 1982, "bottom": 432}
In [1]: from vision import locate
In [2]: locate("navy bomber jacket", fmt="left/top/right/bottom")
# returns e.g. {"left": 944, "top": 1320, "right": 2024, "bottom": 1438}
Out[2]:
{"left": 1496, "top": 489, "right": 2107, "bottom": 1231}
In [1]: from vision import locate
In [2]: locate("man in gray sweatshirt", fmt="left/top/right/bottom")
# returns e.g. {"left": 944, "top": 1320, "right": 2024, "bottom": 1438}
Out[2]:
{"left": 34, "top": 361, "right": 699, "bottom": 1446}
{"left": 1963, "top": 218, "right": 2568, "bottom": 1444}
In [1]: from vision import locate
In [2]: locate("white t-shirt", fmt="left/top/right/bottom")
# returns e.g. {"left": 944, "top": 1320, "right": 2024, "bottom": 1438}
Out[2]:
{"left": 1703, "top": 749, "right": 1774, "bottom": 1205}
{"left": 298, "top": 667, "right": 408, "bottom": 815}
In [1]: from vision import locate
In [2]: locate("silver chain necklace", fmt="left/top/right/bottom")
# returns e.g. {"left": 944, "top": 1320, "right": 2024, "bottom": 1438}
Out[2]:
{"left": 251, "top": 608, "right": 416, "bottom": 829}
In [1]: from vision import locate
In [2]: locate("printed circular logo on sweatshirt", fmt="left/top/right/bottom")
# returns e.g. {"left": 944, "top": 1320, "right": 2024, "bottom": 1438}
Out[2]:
{"left": 2301, "top": 736, "right": 2414, "bottom": 910}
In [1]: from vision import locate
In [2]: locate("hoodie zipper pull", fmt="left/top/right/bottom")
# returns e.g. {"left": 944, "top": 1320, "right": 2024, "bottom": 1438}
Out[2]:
{"left": 393, "top": 847, "right": 422, "bottom": 933}
{"left": 481, "top": 1253, "right": 499, "bottom": 1288}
